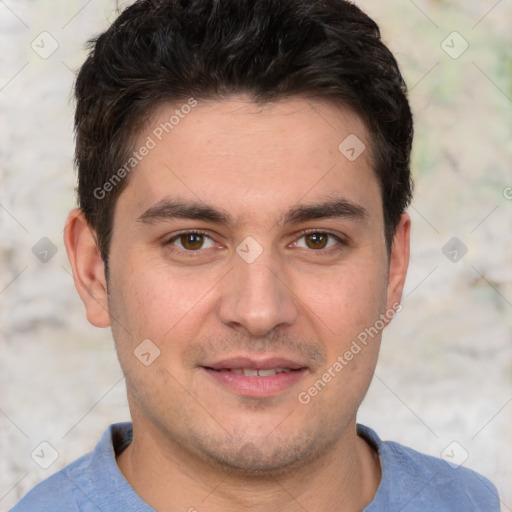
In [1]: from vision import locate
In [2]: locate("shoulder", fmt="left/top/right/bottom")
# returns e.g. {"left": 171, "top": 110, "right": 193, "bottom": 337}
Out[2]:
{"left": 358, "top": 424, "right": 500, "bottom": 512}
{"left": 384, "top": 439, "right": 499, "bottom": 510}
{"left": 10, "top": 452, "right": 91, "bottom": 512}
{"left": 10, "top": 423, "right": 133, "bottom": 512}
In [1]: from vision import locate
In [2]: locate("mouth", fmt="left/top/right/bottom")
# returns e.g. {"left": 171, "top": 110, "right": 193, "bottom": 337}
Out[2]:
{"left": 201, "top": 356, "right": 309, "bottom": 397}
{"left": 218, "top": 368, "right": 295, "bottom": 376}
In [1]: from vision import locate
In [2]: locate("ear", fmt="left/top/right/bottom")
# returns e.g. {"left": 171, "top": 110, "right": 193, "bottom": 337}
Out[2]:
{"left": 63, "top": 208, "right": 111, "bottom": 328}
{"left": 386, "top": 213, "right": 410, "bottom": 311}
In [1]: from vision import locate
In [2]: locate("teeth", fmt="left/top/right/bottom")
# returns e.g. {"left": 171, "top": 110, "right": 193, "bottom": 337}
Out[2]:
{"left": 257, "top": 369, "right": 279, "bottom": 377}
{"left": 229, "top": 368, "right": 292, "bottom": 377}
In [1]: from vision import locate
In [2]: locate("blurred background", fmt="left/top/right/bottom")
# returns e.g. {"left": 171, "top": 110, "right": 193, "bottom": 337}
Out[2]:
{"left": 1, "top": 0, "right": 511, "bottom": 509}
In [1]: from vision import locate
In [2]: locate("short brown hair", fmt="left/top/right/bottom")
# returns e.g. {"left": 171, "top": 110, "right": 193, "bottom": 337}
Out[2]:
{"left": 74, "top": 0, "right": 413, "bottom": 268}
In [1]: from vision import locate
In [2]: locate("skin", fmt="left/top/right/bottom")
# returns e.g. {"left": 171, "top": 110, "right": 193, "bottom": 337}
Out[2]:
{"left": 64, "top": 95, "right": 410, "bottom": 512}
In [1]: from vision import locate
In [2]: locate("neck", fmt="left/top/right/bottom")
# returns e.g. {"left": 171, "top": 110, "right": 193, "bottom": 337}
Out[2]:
{"left": 116, "top": 419, "right": 381, "bottom": 512}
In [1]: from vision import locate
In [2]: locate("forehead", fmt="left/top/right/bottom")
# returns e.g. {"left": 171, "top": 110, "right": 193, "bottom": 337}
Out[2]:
{"left": 115, "top": 95, "right": 382, "bottom": 224}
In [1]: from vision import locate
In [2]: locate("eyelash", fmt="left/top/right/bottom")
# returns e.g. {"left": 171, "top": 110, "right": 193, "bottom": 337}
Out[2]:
{"left": 294, "top": 229, "right": 348, "bottom": 255}
{"left": 164, "top": 229, "right": 215, "bottom": 252}
{"left": 163, "top": 229, "right": 348, "bottom": 255}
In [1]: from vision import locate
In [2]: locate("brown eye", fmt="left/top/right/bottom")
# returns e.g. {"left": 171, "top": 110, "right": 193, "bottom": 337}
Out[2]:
{"left": 166, "top": 231, "right": 216, "bottom": 252}
{"left": 304, "top": 232, "right": 328, "bottom": 249}
{"left": 179, "top": 233, "right": 205, "bottom": 250}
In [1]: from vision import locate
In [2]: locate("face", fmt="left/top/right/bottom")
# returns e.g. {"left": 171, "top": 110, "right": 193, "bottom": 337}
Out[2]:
{"left": 70, "top": 96, "right": 409, "bottom": 473}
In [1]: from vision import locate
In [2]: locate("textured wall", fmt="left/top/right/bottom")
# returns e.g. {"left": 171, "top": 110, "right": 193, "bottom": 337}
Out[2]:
{"left": 1, "top": 0, "right": 511, "bottom": 509}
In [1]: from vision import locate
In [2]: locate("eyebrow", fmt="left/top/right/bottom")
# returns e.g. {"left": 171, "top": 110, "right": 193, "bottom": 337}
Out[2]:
{"left": 280, "top": 198, "right": 368, "bottom": 225}
{"left": 137, "top": 199, "right": 231, "bottom": 225}
{"left": 136, "top": 196, "right": 368, "bottom": 226}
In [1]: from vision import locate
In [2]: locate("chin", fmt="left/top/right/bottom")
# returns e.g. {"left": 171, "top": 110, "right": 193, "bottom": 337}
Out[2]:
{"left": 191, "top": 426, "right": 336, "bottom": 476}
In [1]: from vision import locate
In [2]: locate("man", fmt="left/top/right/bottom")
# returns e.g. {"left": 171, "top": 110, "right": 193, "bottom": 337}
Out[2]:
{"left": 12, "top": 0, "right": 499, "bottom": 510}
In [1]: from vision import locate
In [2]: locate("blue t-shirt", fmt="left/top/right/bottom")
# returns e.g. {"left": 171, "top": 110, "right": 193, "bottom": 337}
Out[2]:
{"left": 11, "top": 422, "right": 500, "bottom": 511}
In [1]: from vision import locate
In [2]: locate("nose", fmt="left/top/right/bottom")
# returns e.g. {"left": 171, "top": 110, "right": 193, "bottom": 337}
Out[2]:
{"left": 217, "top": 249, "right": 299, "bottom": 337}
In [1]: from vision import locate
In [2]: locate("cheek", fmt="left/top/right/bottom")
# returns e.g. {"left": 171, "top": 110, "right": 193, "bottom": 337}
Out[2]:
{"left": 298, "top": 261, "right": 388, "bottom": 341}
{"left": 296, "top": 267, "right": 386, "bottom": 413}
{"left": 108, "top": 255, "right": 222, "bottom": 349}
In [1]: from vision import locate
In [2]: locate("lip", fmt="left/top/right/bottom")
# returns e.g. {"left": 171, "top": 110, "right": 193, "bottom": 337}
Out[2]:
{"left": 201, "top": 355, "right": 309, "bottom": 398}
{"left": 203, "top": 356, "right": 307, "bottom": 371}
